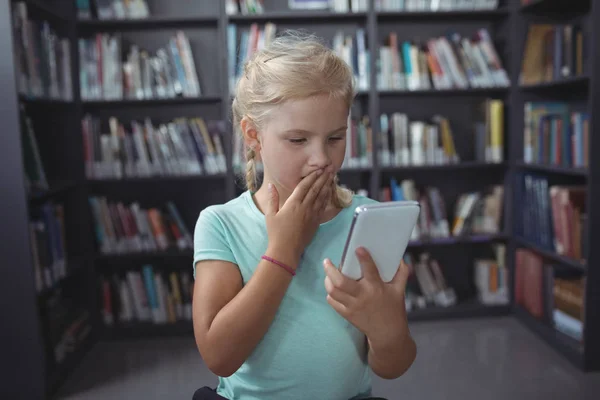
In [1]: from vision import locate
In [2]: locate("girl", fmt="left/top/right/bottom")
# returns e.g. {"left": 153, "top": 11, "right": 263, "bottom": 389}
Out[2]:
{"left": 192, "top": 30, "right": 416, "bottom": 400}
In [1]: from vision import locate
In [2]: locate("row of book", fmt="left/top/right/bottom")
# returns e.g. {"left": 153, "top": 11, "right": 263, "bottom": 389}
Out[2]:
{"left": 88, "top": 197, "right": 192, "bottom": 255}
{"left": 82, "top": 116, "right": 226, "bottom": 180}
{"left": 515, "top": 173, "right": 587, "bottom": 263}
{"left": 12, "top": 2, "right": 73, "bottom": 101}
{"left": 378, "top": 99, "right": 504, "bottom": 167}
{"left": 20, "top": 104, "right": 48, "bottom": 193}
{"left": 520, "top": 23, "right": 586, "bottom": 86}
{"left": 77, "top": 0, "right": 151, "bottom": 20}
{"left": 228, "top": 23, "right": 370, "bottom": 92}
{"left": 523, "top": 102, "right": 589, "bottom": 168}
{"left": 101, "top": 267, "right": 194, "bottom": 325}
{"left": 79, "top": 31, "right": 202, "bottom": 101}
{"left": 403, "top": 245, "right": 508, "bottom": 311}
{"left": 515, "top": 248, "right": 584, "bottom": 343}
{"left": 29, "top": 203, "right": 68, "bottom": 295}
{"left": 378, "top": 28, "right": 509, "bottom": 91}
{"left": 375, "top": 0, "right": 500, "bottom": 11}
{"left": 380, "top": 179, "right": 504, "bottom": 239}
{"left": 226, "top": 0, "right": 369, "bottom": 15}
{"left": 42, "top": 292, "right": 92, "bottom": 365}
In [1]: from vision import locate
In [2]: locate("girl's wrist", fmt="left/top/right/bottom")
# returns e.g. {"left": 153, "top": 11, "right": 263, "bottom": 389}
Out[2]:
{"left": 265, "top": 243, "right": 301, "bottom": 271}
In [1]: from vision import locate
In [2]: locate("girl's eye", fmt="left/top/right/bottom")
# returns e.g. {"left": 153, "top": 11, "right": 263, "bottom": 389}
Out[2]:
{"left": 329, "top": 136, "right": 344, "bottom": 142}
{"left": 289, "top": 138, "right": 306, "bottom": 144}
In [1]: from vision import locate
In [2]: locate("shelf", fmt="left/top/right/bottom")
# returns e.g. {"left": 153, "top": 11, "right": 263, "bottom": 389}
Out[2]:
{"left": 95, "top": 250, "right": 193, "bottom": 261}
{"left": 408, "top": 233, "right": 508, "bottom": 248}
{"left": 408, "top": 301, "right": 510, "bottom": 322}
{"left": 77, "top": 16, "right": 219, "bottom": 31}
{"left": 379, "top": 86, "right": 509, "bottom": 96}
{"left": 87, "top": 174, "right": 227, "bottom": 185}
{"left": 37, "top": 263, "right": 88, "bottom": 299}
{"left": 514, "top": 306, "right": 583, "bottom": 369}
{"left": 520, "top": 0, "right": 590, "bottom": 15}
{"left": 82, "top": 96, "right": 222, "bottom": 107}
{"left": 381, "top": 161, "right": 506, "bottom": 172}
{"left": 514, "top": 162, "right": 588, "bottom": 177}
{"left": 514, "top": 237, "right": 586, "bottom": 271}
{"left": 519, "top": 76, "right": 589, "bottom": 91}
{"left": 377, "top": 8, "right": 509, "bottom": 20}
{"left": 18, "top": 95, "right": 73, "bottom": 106}
{"left": 228, "top": 11, "right": 367, "bottom": 22}
{"left": 104, "top": 321, "right": 193, "bottom": 340}
{"left": 20, "top": 0, "right": 70, "bottom": 24}
{"left": 28, "top": 181, "right": 77, "bottom": 204}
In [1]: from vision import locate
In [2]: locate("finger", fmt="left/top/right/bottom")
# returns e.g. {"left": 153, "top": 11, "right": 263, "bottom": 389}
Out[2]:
{"left": 356, "top": 247, "right": 382, "bottom": 282}
{"left": 391, "top": 260, "right": 411, "bottom": 293}
{"left": 323, "top": 258, "right": 360, "bottom": 297}
{"left": 327, "top": 294, "right": 350, "bottom": 319}
{"left": 265, "top": 183, "right": 279, "bottom": 216}
{"left": 302, "top": 170, "right": 332, "bottom": 206}
{"left": 289, "top": 169, "right": 322, "bottom": 203}
{"left": 324, "top": 276, "right": 355, "bottom": 307}
{"left": 313, "top": 176, "right": 333, "bottom": 212}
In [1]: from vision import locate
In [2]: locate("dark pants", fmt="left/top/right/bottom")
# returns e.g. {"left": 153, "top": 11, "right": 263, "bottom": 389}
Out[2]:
{"left": 192, "top": 386, "right": 388, "bottom": 400}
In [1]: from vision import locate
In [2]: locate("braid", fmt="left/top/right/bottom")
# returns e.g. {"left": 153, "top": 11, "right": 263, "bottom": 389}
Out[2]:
{"left": 245, "top": 147, "right": 258, "bottom": 193}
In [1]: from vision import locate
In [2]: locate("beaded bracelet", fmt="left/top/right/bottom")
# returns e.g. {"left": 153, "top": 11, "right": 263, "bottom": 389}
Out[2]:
{"left": 261, "top": 255, "right": 296, "bottom": 276}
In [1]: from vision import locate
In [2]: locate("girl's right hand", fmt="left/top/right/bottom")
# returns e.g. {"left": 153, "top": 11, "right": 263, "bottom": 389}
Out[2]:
{"left": 265, "top": 169, "right": 334, "bottom": 267}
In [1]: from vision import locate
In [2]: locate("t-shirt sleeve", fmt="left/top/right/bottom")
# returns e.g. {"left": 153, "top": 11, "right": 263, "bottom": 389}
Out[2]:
{"left": 193, "top": 208, "right": 237, "bottom": 279}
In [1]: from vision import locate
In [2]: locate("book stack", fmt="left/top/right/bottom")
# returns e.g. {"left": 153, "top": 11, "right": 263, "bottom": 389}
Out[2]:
{"left": 20, "top": 104, "right": 48, "bottom": 193}
{"left": 227, "top": 23, "right": 370, "bottom": 92}
{"left": 375, "top": 0, "right": 500, "bottom": 11}
{"left": 11, "top": 2, "right": 73, "bottom": 100}
{"left": 82, "top": 116, "right": 226, "bottom": 179}
{"left": 88, "top": 198, "right": 192, "bottom": 255}
{"left": 380, "top": 179, "right": 504, "bottom": 239}
{"left": 404, "top": 252, "right": 457, "bottom": 311}
{"left": 29, "top": 203, "right": 68, "bottom": 294}
{"left": 378, "top": 28, "right": 509, "bottom": 91}
{"left": 523, "top": 102, "right": 589, "bottom": 168}
{"left": 79, "top": 30, "right": 202, "bottom": 101}
{"left": 101, "top": 266, "right": 194, "bottom": 326}
{"left": 515, "top": 173, "right": 587, "bottom": 263}
{"left": 520, "top": 23, "right": 586, "bottom": 86}
{"left": 77, "top": 0, "right": 151, "bottom": 20}
{"left": 342, "top": 115, "right": 372, "bottom": 169}
{"left": 474, "top": 244, "right": 509, "bottom": 305}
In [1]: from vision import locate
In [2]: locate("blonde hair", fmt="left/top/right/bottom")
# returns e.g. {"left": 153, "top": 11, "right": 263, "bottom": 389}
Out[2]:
{"left": 232, "top": 30, "right": 355, "bottom": 208}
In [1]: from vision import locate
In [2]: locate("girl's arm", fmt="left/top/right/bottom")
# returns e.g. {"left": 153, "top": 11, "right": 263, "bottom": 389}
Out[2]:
{"left": 193, "top": 244, "right": 299, "bottom": 377}
{"left": 367, "top": 324, "right": 417, "bottom": 379}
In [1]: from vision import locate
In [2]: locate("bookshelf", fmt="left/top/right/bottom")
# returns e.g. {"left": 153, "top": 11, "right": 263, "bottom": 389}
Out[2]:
{"left": 2, "top": 0, "right": 599, "bottom": 398}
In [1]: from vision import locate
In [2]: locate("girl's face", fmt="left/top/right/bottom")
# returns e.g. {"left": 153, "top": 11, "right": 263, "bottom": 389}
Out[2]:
{"left": 256, "top": 94, "right": 349, "bottom": 196}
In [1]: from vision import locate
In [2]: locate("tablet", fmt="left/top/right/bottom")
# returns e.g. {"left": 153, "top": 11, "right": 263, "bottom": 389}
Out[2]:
{"left": 339, "top": 201, "right": 420, "bottom": 283}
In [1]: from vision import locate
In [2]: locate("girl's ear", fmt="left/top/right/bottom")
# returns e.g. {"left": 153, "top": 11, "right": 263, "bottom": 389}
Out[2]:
{"left": 241, "top": 116, "right": 261, "bottom": 151}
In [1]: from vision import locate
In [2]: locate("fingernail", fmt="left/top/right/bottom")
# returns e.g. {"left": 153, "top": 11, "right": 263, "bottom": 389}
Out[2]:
{"left": 356, "top": 247, "right": 367, "bottom": 257}
{"left": 323, "top": 258, "right": 330, "bottom": 268}
{"left": 268, "top": 183, "right": 273, "bottom": 191}
{"left": 316, "top": 169, "right": 323, "bottom": 175}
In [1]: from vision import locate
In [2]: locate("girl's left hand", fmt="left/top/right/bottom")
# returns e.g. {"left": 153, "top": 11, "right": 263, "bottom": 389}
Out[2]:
{"left": 323, "top": 247, "right": 411, "bottom": 343}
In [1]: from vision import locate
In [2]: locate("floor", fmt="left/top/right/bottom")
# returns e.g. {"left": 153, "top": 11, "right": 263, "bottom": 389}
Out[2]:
{"left": 56, "top": 317, "right": 600, "bottom": 400}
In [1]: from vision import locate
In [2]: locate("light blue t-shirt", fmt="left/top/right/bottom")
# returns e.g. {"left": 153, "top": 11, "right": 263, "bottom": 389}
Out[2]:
{"left": 193, "top": 190, "right": 379, "bottom": 400}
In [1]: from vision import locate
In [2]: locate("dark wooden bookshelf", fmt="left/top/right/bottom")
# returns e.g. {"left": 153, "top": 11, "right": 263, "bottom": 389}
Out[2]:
{"left": 376, "top": 8, "right": 509, "bottom": 20}
{"left": 81, "top": 96, "right": 222, "bottom": 107}
{"left": 514, "top": 237, "right": 586, "bottom": 272}
{"left": 77, "top": 16, "right": 219, "bottom": 30}
{"left": 227, "top": 11, "right": 367, "bottom": 22}
{"left": 3, "top": 0, "right": 600, "bottom": 397}
{"left": 519, "top": 75, "right": 589, "bottom": 91}
{"left": 378, "top": 87, "right": 510, "bottom": 96}
{"left": 520, "top": 0, "right": 590, "bottom": 15}
{"left": 514, "top": 162, "right": 588, "bottom": 177}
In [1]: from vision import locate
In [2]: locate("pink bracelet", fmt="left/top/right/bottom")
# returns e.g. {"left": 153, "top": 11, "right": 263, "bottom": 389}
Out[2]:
{"left": 261, "top": 255, "right": 296, "bottom": 276}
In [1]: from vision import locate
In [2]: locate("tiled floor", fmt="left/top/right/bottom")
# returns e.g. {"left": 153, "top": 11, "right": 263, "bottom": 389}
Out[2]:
{"left": 57, "top": 317, "right": 600, "bottom": 400}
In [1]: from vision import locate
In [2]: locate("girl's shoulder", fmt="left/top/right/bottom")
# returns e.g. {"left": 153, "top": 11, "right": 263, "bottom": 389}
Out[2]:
{"left": 195, "top": 191, "right": 260, "bottom": 230}
{"left": 350, "top": 193, "right": 379, "bottom": 207}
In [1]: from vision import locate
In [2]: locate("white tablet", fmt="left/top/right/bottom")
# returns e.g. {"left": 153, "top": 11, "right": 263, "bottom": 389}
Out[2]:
{"left": 339, "top": 201, "right": 420, "bottom": 282}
